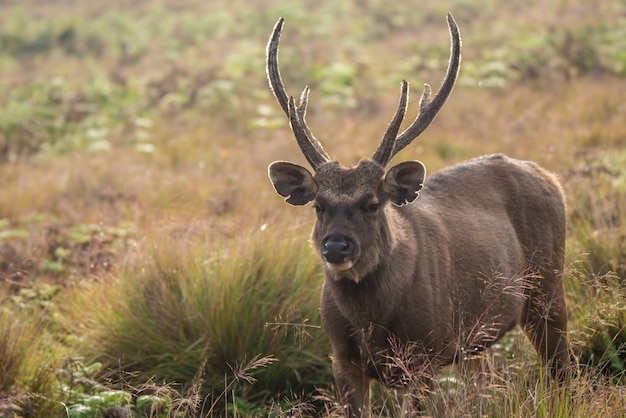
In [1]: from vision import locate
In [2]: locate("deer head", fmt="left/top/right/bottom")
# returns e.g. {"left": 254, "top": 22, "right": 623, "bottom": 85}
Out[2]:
{"left": 267, "top": 14, "right": 461, "bottom": 281}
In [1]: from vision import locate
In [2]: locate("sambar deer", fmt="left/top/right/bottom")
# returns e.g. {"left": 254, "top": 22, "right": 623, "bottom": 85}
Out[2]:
{"left": 266, "top": 14, "right": 570, "bottom": 417}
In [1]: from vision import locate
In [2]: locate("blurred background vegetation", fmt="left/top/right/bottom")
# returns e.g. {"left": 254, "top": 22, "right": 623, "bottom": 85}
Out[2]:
{"left": 0, "top": 0, "right": 625, "bottom": 416}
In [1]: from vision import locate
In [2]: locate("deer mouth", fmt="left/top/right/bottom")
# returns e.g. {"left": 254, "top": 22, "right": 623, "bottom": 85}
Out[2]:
{"left": 326, "top": 260, "right": 354, "bottom": 272}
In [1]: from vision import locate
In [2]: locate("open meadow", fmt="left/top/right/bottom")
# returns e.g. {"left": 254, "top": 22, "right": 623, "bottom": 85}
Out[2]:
{"left": 1, "top": 0, "right": 625, "bottom": 416}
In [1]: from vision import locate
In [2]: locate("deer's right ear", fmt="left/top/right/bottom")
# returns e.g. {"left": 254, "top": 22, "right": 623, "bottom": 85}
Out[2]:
{"left": 268, "top": 161, "right": 319, "bottom": 205}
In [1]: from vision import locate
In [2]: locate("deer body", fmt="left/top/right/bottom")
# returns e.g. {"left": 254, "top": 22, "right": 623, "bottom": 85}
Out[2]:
{"left": 317, "top": 154, "right": 568, "bottom": 415}
{"left": 265, "top": 15, "right": 570, "bottom": 417}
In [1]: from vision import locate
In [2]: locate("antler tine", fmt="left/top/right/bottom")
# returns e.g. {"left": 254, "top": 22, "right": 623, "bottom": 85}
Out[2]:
{"left": 297, "top": 86, "right": 330, "bottom": 161}
{"left": 391, "top": 13, "right": 461, "bottom": 158}
{"left": 266, "top": 17, "right": 330, "bottom": 170}
{"left": 288, "top": 95, "right": 329, "bottom": 169}
{"left": 371, "top": 80, "right": 409, "bottom": 167}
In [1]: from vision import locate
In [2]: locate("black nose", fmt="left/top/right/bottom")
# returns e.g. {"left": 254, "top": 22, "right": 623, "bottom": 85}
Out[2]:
{"left": 322, "top": 234, "right": 354, "bottom": 264}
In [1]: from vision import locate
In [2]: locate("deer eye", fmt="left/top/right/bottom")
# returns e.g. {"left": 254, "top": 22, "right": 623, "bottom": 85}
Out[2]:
{"left": 363, "top": 203, "right": 379, "bottom": 214}
{"left": 313, "top": 204, "right": 324, "bottom": 217}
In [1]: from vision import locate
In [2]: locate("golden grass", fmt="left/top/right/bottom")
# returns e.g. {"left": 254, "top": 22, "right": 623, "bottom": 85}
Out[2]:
{"left": 1, "top": 0, "right": 626, "bottom": 415}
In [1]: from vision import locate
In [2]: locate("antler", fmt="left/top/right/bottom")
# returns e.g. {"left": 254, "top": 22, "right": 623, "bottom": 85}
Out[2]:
{"left": 371, "top": 80, "right": 409, "bottom": 166}
{"left": 266, "top": 17, "right": 330, "bottom": 170}
{"left": 372, "top": 13, "right": 462, "bottom": 167}
{"left": 267, "top": 14, "right": 461, "bottom": 170}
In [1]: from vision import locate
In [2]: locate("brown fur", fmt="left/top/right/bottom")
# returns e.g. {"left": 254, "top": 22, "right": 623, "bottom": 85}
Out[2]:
{"left": 270, "top": 155, "right": 570, "bottom": 417}
{"left": 265, "top": 15, "right": 570, "bottom": 418}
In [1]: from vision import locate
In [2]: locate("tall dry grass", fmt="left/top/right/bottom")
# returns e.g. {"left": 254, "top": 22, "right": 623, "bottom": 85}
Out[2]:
{"left": 0, "top": 303, "right": 65, "bottom": 416}
{"left": 0, "top": 0, "right": 625, "bottom": 415}
{"left": 65, "top": 224, "right": 332, "bottom": 415}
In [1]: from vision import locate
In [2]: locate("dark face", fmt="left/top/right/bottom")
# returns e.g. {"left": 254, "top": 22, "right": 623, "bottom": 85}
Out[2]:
{"left": 269, "top": 158, "right": 426, "bottom": 283}
{"left": 310, "top": 160, "right": 388, "bottom": 281}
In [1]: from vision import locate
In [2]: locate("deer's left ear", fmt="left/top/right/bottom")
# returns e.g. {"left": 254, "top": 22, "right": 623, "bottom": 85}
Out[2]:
{"left": 268, "top": 161, "right": 319, "bottom": 205}
{"left": 382, "top": 161, "right": 426, "bottom": 206}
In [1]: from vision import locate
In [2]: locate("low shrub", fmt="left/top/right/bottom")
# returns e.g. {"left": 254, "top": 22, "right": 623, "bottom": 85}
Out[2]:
{"left": 70, "top": 226, "right": 332, "bottom": 415}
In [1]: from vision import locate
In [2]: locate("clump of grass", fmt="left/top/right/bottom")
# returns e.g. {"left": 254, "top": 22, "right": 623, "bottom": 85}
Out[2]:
{"left": 568, "top": 268, "right": 626, "bottom": 380}
{"left": 68, "top": 225, "right": 332, "bottom": 415}
{"left": 564, "top": 150, "right": 626, "bottom": 378}
{"left": 0, "top": 305, "right": 65, "bottom": 416}
{"left": 363, "top": 337, "right": 626, "bottom": 417}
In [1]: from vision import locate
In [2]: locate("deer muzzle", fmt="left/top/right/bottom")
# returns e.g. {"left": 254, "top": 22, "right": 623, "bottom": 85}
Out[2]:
{"left": 322, "top": 233, "right": 355, "bottom": 271}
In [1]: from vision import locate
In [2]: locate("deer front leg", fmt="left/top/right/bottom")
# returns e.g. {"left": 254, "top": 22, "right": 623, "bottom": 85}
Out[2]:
{"left": 322, "top": 290, "right": 371, "bottom": 416}
{"left": 333, "top": 356, "right": 370, "bottom": 418}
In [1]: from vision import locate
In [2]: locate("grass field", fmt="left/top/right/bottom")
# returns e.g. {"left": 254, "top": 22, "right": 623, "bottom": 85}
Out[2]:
{"left": 1, "top": 0, "right": 625, "bottom": 416}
